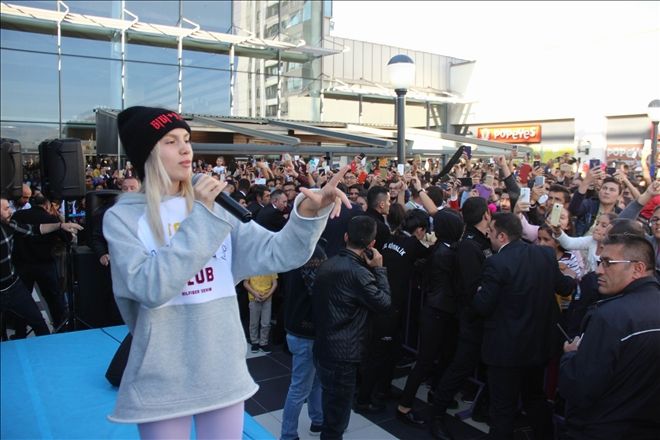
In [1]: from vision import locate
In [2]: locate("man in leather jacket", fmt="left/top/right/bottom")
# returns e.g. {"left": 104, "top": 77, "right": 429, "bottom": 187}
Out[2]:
{"left": 312, "top": 215, "right": 391, "bottom": 440}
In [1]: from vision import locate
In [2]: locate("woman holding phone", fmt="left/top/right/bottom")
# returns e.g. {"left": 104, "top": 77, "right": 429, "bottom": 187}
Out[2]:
{"left": 103, "top": 106, "right": 350, "bottom": 439}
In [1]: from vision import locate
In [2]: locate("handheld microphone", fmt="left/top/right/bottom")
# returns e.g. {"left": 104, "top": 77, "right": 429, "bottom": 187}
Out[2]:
{"left": 191, "top": 174, "right": 252, "bottom": 223}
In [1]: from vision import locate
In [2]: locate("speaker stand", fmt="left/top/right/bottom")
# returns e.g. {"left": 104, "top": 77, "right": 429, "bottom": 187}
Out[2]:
{"left": 53, "top": 201, "right": 94, "bottom": 333}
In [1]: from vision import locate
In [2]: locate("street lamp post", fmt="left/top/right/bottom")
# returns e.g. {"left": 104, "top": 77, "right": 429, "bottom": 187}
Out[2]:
{"left": 387, "top": 55, "right": 415, "bottom": 166}
{"left": 648, "top": 99, "right": 660, "bottom": 178}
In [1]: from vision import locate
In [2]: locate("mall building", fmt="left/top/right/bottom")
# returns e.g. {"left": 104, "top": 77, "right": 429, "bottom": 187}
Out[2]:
{"left": 1, "top": 0, "right": 656, "bottom": 165}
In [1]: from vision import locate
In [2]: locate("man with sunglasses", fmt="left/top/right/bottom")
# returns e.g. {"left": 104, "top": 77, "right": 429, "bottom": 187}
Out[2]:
{"left": 560, "top": 233, "right": 660, "bottom": 439}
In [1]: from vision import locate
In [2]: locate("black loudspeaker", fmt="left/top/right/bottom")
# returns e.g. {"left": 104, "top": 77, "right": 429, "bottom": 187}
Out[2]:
{"left": 39, "top": 138, "right": 86, "bottom": 200}
{"left": 85, "top": 190, "right": 120, "bottom": 244}
{"left": 1, "top": 138, "right": 23, "bottom": 198}
{"left": 72, "top": 245, "right": 123, "bottom": 328}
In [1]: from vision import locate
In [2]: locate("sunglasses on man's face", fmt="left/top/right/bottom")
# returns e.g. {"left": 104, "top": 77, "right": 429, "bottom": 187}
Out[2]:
{"left": 596, "top": 258, "right": 639, "bottom": 268}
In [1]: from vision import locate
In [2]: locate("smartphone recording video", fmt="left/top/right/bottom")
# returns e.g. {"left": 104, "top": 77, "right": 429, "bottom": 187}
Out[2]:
{"left": 519, "top": 187, "right": 531, "bottom": 204}
{"left": 550, "top": 203, "right": 563, "bottom": 227}
{"left": 459, "top": 177, "right": 473, "bottom": 187}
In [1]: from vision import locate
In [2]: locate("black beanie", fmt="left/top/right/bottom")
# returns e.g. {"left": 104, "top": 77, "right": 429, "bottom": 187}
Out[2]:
{"left": 117, "top": 106, "right": 191, "bottom": 179}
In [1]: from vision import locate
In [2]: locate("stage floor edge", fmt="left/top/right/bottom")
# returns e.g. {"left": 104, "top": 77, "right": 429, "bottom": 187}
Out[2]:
{"left": 1, "top": 325, "right": 274, "bottom": 439}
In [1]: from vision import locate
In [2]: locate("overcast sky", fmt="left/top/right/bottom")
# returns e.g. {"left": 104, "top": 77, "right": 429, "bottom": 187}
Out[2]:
{"left": 330, "top": 1, "right": 660, "bottom": 120}
{"left": 331, "top": 1, "right": 660, "bottom": 61}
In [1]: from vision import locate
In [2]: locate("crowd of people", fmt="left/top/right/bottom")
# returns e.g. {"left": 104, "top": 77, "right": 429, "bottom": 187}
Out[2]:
{"left": 2, "top": 109, "right": 659, "bottom": 440}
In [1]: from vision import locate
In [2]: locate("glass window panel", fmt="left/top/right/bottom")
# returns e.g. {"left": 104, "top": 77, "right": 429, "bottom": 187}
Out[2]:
{"left": 0, "top": 122, "right": 60, "bottom": 153}
{"left": 124, "top": 1, "right": 180, "bottom": 26}
{"left": 63, "top": 123, "right": 98, "bottom": 156}
{"left": 61, "top": 56, "right": 122, "bottom": 123}
{"left": 233, "top": 70, "right": 265, "bottom": 118}
{"left": 287, "top": 77, "right": 303, "bottom": 92}
{"left": 0, "top": 29, "right": 56, "bottom": 53}
{"left": 182, "top": 1, "right": 232, "bottom": 33}
{"left": 323, "top": 0, "right": 332, "bottom": 17}
{"left": 61, "top": 36, "right": 121, "bottom": 59}
{"left": 4, "top": 1, "right": 55, "bottom": 10}
{"left": 183, "top": 50, "right": 231, "bottom": 70}
{"left": 1, "top": 49, "right": 59, "bottom": 123}
{"left": 66, "top": 0, "right": 121, "bottom": 18}
{"left": 265, "top": 64, "right": 279, "bottom": 76}
{"left": 125, "top": 61, "right": 179, "bottom": 109}
{"left": 234, "top": 57, "right": 253, "bottom": 74}
{"left": 303, "top": 1, "right": 312, "bottom": 21}
{"left": 126, "top": 42, "right": 178, "bottom": 64}
{"left": 182, "top": 67, "right": 230, "bottom": 115}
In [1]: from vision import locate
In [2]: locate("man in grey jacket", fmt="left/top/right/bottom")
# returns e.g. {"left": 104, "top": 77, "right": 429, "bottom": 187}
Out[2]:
{"left": 312, "top": 215, "right": 391, "bottom": 440}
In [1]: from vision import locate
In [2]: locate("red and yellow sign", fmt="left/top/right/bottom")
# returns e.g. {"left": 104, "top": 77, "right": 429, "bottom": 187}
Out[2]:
{"left": 477, "top": 125, "right": 542, "bottom": 143}
{"left": 606, "top": 144, "right": 643, "bottom": 163}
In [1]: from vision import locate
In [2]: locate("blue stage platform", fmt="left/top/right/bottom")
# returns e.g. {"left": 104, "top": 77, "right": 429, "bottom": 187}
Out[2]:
{"left": 1, "top": 326, "right": 274, "bottom": 439}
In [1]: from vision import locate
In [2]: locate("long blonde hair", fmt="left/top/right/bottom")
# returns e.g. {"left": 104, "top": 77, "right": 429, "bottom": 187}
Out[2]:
{"left": 143, "top": 143, "right": 194, "bottom": 245}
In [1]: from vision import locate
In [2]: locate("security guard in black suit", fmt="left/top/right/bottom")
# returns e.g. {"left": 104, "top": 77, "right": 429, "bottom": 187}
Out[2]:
{"left": 473, "top": 213, "right": 576, "bottom": 440}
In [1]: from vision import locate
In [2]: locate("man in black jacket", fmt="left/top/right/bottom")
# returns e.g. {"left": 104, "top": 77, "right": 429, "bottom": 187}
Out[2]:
{"left": 280, "top": 243, "right": 327, "bottom": 440}
{"left": 473, "top": 212, "right": 576, "bottom": 440}
{"left": 356, "top": 209, "right": 431, "bottom": 416}
{"left": 1, "top": 197, "right": 82, "bottom": 339}
{"left": 255, "top": 189, "right": 288, "bottom": 232}
{"left": 364, "top": 185, "right": 392, "bottom": 250}
{"left": 430, "top": 197, "right": 492, "bottom": 439}
{"left": 398, "top": 209, "right": 464, "bottom": 425}
{"left": 560, "top": 234, "right": 660, "bottom": 439}
{"left": 11, "top": 194, "right": 69, "bottom": 333}
{"left": 246, "top": 184, "right": 270, "bottom": 218}
{"left": 313, "top": 215, "right": 391, "bottom": 440}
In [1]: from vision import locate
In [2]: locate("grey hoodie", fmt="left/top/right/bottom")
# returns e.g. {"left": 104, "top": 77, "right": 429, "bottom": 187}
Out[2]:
{"left": 104, "top": 192, "right": 332, "bottom": 423}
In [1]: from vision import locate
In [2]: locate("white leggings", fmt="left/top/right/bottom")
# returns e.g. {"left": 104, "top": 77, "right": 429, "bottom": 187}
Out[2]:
{"left": 138, "top": 401, "right": 244, "bottom": 440}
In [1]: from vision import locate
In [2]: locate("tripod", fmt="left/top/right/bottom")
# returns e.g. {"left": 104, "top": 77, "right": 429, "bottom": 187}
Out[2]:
{"left": 53, "top": 200, "right": 93, "bottom": 333}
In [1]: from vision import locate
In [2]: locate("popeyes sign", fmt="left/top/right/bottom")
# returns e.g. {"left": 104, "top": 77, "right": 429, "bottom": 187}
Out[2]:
{"left": 477, "top": 125, "right": 542, "bottom": 143}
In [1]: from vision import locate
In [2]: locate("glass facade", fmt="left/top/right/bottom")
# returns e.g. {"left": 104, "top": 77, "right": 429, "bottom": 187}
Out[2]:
{"left": 233, "top": 0, "right": 326, "bottom": 118}
{"left": 1, "top": 0, "right": 315, "bottom": 153}
{"left": 1, "top": 0, "right": 459, "bottom": 154}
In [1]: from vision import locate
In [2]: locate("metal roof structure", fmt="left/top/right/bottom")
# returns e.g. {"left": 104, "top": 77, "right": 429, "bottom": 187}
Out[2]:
{"left": 95, "top": 109, "right": 529, "bottom": 158}
{"left": 320, "top": 76, "right": 473, "bottom": 105}
{"left": 0, "top": 2, "right": 342, "bottom": 62}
